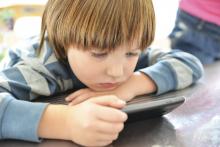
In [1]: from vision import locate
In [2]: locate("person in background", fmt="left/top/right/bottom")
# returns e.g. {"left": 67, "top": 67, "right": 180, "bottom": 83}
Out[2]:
{"left": 0, "top": 0, "right": 203, "bottom": 146}
{"left": 169, "top": 0, "right": 220, "bottom": 64}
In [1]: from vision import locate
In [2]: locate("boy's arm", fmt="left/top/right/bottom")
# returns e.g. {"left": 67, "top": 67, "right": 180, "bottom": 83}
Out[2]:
{"left": 0, "top": 92, "right": 127, "bottom": 146}
{"left": 0, "top": 92, "right": 48, "bottom": 142}
{"left": 0, "top": 36, "right": 81, "bottom": 142}
{"left": 0, "top": 56, "right": 66, "bottom": 141}
{"left": 135, "top": 48, "right": 204, "bottom": 94}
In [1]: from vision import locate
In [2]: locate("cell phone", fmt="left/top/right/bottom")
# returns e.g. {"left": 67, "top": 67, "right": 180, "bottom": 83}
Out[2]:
{"left": 122, "top": 96, "right": 185, "bottom": 123}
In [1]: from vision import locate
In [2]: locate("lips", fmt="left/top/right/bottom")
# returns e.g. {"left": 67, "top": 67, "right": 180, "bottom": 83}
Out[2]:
{"left": 98, "top": 83, "right": 119, "bottom": 89}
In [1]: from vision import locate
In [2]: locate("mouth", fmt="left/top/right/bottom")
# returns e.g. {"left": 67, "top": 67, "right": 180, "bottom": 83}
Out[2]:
{"left": 97, "top": 83, "right": 119, "bottom": 89}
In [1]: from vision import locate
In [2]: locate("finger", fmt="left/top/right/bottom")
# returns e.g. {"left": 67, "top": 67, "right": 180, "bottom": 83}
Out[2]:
{"left": 93, "top": 132, "right": 118, "bottom": 145}
{"left": 65, "top": 88, "right": 90, "bottom": 101}
{"left": 83, "top": 132, "right": 113, "bottom": 147}
{"left": 65, "top": 89, "right": 87, "bottom": 101}
{"left": 89, "top": 95, "right": 126, "bottom": 109}
{"left": 68, "top": 93, "right": 95, "bottom": 106}
{"left": 97, "top": 133, "right": 119, "bottom": 142}
{"left": 95, "top": 121, "right": 124, "bottom": 134}
{"left": 95, "top": 104, "right": 127, "bottom": 122}
{"left": 95, "top": 140, "right": 113, "bottom": 146}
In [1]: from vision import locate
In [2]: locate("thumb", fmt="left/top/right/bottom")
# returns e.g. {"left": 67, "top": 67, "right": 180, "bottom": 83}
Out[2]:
{"left": 89, "top": 95, "right": 126, "bottom": 109}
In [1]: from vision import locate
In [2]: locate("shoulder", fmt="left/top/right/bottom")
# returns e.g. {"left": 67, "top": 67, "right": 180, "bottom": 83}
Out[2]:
{"left": 1, "top": 36, "right": 62, "bottom": 69}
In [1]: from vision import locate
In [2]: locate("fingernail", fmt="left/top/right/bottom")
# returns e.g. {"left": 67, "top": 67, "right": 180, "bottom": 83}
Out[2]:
{"left": 65, "top": 97, "right": 69, "bottom": 101}
{"left": 122, "top": 113, "right": 128, "bottom": 120}
{"left": 118, "top": 100, "right": 126, "bottom": 105}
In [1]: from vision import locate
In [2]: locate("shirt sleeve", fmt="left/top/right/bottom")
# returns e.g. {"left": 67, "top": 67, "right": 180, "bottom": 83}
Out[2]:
{"left": 135, "top": 48, "right": 204, "bottom": 95}
{"left": 0, "top": 59, "right": 57, "bottom": 142}
{"left": 0, "top": 92, "right": 48, "bottom": 142}
{"left": 0, "top": 37, "right": 72, "bottom": 142}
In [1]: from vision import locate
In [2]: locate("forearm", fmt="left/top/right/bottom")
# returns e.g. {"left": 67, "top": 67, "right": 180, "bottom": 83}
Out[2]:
{"left": 129, "top": 72, "right": 157, "bottom": 97}
{"left": 0, "top": 93, "right": 48, "bottom": 142}
{"left": 136, "top": 48, "right": 203, "bottom": 95}
{"left": 117, "top": 72, "right": 157, "bottom": 101}
{"left": 38, "top": 104, "right": 70, "bottom": 140}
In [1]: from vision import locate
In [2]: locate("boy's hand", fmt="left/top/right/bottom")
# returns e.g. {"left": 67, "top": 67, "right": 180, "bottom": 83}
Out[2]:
{"left": 65, "top": 88, "right": 128, "bottom": 106}
{"left": 65, "top": 85, "right": 135, "bottom": 106}
{"left": 66, "top": 95, "right": 127, "bottom": 146}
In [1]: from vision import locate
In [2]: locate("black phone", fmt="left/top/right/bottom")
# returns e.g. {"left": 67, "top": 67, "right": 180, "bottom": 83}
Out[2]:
{"left": 122, "top": 96, "right": 185, "bottom": 123}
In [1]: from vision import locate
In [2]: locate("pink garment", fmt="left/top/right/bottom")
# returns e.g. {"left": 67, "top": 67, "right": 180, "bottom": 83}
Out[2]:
{"left": 180, "top": 0, "right": 220, "bottom": 26}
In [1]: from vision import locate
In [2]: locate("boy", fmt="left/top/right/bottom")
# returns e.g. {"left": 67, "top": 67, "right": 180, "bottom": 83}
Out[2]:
{"left": 0, "top": 0, "right": 203, "bottom": 146}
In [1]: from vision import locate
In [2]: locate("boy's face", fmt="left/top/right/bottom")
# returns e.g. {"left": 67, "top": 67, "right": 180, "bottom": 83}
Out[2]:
{"left": 67, "top": 43, "right": 141, "bottom": 92}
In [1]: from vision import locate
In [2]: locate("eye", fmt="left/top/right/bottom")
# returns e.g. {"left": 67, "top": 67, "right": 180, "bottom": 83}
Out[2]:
{"left": 91, "top": 52, "right": 108, "bottom": 58}
{"left": 126, "top": 52, "right": 140, "bottom": 57}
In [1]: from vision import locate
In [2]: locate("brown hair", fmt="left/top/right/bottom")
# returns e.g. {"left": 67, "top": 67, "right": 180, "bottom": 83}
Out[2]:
{"left": 39, "top": 0, "right": 155, "bottom": 61}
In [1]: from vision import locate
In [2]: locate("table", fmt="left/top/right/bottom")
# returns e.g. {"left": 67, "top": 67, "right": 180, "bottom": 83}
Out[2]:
{"left": 0, "top": 61, "right": 220, "bottom": 147}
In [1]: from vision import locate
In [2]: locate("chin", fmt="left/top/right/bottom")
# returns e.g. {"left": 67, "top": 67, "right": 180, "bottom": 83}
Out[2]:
{"left": 89, "top": 86, "right": 116, "bottom": 92}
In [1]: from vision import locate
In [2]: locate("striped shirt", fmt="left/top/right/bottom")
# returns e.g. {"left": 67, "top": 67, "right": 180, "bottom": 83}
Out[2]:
{"left": 0, "top": 36, "right": 204, "bottom": 142}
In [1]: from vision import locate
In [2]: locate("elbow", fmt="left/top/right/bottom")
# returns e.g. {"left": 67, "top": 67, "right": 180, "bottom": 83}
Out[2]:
{"left": 177, "top": 50, "right": 204, "bottom": 82}
{"left": 191, "top": 57, "right": 204, "bottom": 82}
{"left": 195, "top": 63, "right": 204, "bottom": 81}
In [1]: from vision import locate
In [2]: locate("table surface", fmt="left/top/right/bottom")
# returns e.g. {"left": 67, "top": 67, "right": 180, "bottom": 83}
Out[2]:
{"left": 0, "top": 61, "right": 220, "bottom": 147}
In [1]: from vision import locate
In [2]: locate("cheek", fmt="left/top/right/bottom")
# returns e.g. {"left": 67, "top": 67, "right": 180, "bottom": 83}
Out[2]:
{"left": 124, "top": 58, "right": 139, "bottom": 75}
{"left": 70, "top": 59, "right": 104, "bottom": 82}
{"left": 72, "top": 62, "right": 91, "bottom": 78}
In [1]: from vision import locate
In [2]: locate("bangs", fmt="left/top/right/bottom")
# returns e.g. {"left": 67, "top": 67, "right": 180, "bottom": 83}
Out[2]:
{"left": 41, "top": 0, "right": 155, "bottom": 60}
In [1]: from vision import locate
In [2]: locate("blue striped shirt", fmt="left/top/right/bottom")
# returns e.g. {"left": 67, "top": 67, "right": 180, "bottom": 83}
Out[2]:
{"left": 0, "top": 36, "right": 204, "bottom": 142}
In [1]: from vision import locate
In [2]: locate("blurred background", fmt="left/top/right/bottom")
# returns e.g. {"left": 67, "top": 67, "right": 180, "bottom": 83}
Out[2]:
{"left": 0, "top": 0, "right": 179, "bottom": 61}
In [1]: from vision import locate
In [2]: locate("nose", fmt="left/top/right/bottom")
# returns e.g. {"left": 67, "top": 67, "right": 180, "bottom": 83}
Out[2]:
{"left": 106, "top": 62, "right": 124, "bottom": 79}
